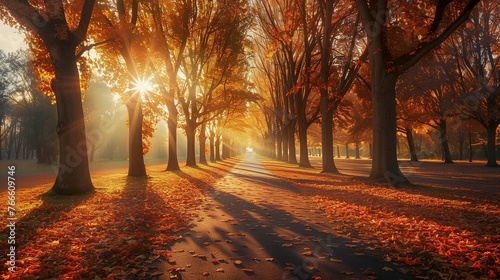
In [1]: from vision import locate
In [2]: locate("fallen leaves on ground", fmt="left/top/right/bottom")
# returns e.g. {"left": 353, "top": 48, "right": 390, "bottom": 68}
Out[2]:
{"left": 261, "top": 159, "right": 500, "bottom": 279}
{"left": 0, "top": 160, "right": 239, "bottom": 279}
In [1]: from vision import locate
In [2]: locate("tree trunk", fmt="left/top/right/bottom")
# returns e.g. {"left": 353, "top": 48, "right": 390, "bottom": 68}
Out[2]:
{"left": 222, "top": 136, "right": 230, "bottom": 159}
{"left": 345, "top": 143, "right": 350, "bottom": 159}
{"left": 209, "top": 134, "right": 215, "bottom": 162}
{"left": 287, "top": 124, "right": 298, "bottom": 164}
{"left": 215, "top": 135, "right": 221, "bottom": 161}
{"left": 276, "top": 129, "right": 283, "bottom": 160}
{"left": 406, "top": 126, "right": 418, "bottom": 162}
{"left": 369, "top": 72, "right": 407, "bottom": 184}
{"left": 282, "top": 125, "right": 289, "bottom": 162}
{"left": 125, "top": 92, "right": 147, "bottom": 177}
{"left": 486, "top": 123, "right": 499, "bottom": 167}
{"left": 185, "top": 122, "right": 197, "bottom": 166}
{"left": 199, "top": 123, "right": 207, "bottom": 165}
{"left": 439, "top": 121, "right": 453, "bottom": 164}
{"left": 50, "top": 47, "right": 94, "bottom": 194}
{"left": 468, "top": 125, "right": 473, "bottom": 162}
{"left": 458, "top": 126, "right": 464, "bottom": 160}
{"left": 337, "top": 145, "right": 341, "bottom": 158}
{"left": 297, "top": 112, "right": 311, "bottom": 167}
{"left": 166, "top": 90, "right": 180, "bottom": 171}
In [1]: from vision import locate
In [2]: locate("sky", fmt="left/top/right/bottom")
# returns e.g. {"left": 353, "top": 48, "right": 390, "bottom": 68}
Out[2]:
{"left": 0, "top": 23, "right": 27, "bottom": 53}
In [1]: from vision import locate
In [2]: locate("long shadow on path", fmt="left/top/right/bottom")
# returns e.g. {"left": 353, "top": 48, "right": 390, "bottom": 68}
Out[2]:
{"left": 155, "top": 153, "right": 415, "bottom": 280}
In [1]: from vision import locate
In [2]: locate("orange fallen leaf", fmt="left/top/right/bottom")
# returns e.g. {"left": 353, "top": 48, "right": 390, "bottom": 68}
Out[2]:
{"left": 242, "top": 268, "right": 253, "bottom": 273}
{"left": 234, "top": 260, "right": 242, "bottom": 265}
{"left": 216, "top": 268, "right": 224, "bottom": 272}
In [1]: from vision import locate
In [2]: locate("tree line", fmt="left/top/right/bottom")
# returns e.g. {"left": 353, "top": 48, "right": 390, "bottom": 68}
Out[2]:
{"left": 0, "top": 0, "right": 497, "bottom": 195}
{"left": 0, "top": 0, "right": 255, "bottom": 194}
{"left": 250, "top": 0, "right": 498, "bottom": 185}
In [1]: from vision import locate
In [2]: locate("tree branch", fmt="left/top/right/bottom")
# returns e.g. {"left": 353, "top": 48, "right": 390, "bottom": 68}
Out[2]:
{"left": 396, "top": 0, "right": 480, "bottom": 73}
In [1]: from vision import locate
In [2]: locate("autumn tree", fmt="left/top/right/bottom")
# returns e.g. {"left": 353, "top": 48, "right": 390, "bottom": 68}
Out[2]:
{"left": 147, "top": 0, "right": 192, "bottom": 171}
{"left": 316, "top": 0, "right": 364, "bottom": 173}
{"left": 398, "top": 54, "right": 459, "bottom": 164}
{"left": 450, "top": 0, "right": 500, "bottom": 167}
{"left": 177, "top": 0, "right": 250, "bottom": 166}
{"left": 254, "top": 0, "right": 301, "bottom": 164}
{"left": 355, "top": 0, "right": 480, "bottom": 184}
{"left": 92, "top": 0, "right": 156, "bottom": 177}
{"left": 0, "top": 0, "right": 97, "bottom": 194}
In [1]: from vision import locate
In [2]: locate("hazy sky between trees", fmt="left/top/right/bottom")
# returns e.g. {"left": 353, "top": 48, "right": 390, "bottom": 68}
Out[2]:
{"left": 0, "top": 23, "right": 26, "bottom": 53}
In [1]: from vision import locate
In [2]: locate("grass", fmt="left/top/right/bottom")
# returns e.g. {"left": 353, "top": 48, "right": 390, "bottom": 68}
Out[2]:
{"left": 1, "top": 159, "right": 239, "bottom": 279}
{"left": 259, "top": 157, "right": 500, "bottom": 279}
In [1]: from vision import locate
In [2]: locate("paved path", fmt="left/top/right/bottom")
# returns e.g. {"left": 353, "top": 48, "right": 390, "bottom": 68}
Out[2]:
{"left": 156, "top": 153, "right": 414, "bottom": 280}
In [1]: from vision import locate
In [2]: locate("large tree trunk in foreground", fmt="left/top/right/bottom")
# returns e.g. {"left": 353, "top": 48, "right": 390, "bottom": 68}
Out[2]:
{"left": 51, "top": 48, "right": 94, "bottom": 194}
{"left": 486, "top": 123, "right": 499, "bottom": 167}
{"left": 369, "top": 72, "right": 406, "bottom": 184}
{"left": 126, "top": 92, "right": 146, "bottom": 177}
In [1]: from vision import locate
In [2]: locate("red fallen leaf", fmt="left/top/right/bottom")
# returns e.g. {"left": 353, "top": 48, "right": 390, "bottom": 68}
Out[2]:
{"left": 212, "top": 260, "right": 219, "bottom": 264}
{"left": 306, "top": 265, "right": 316, "bottom": 271}
{"left": 282, "top": 243, "right": 293, "bottom": 247}
{"left": 106, "top": 274, "right": 115, "bottom": 280}
{"left": 329, "top": 258, "right": 343, "bottom": 263}
{"left": 168, "top": 258, "right": 176, "bottom": 264}
{"left": 242, "top": 268, "right": 253, "bottom": 273}
{"left": 341, "top": 271, "right": 354, "bottom": 275}
{"left": 202, "top": 272, "right": 210, "bottom": 276}
{"left": 302, "top": 251, "right": 313, "bottom": 256}
{"left": 265, "top": 258, "right": 274, "bottom": 262}
{"left": 363, "top": 268, "right": 375, "bottom": 275}
{"left": 203, "top": 242, "right": 210, "bottom": 246}
{"left": 404, "top": 257, "right": 419, "bottom": 265}
{"left": 488, "top": 270, "right": 497, "bottom": 279}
